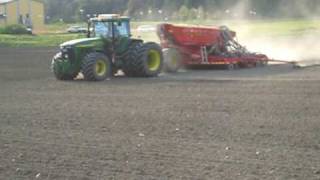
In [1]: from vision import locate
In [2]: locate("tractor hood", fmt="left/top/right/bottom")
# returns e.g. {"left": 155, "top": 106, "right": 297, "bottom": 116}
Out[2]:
{"left": 60, "top": 37, "right": 101, "bottom": 48}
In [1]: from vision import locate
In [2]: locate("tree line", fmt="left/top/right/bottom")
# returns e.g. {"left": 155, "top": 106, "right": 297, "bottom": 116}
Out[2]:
{"left": 44, "top": 0, "right": 320, "bottom": 22}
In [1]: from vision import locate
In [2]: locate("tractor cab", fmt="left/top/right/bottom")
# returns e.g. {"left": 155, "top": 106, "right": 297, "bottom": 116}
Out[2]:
{"left": 88, "top": 14, "right": 131, "bottom": 39}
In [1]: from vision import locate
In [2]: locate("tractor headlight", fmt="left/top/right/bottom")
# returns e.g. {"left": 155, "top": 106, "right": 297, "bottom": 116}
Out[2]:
{"left": 63, "top": 54, "right": 69, "bottom": 59}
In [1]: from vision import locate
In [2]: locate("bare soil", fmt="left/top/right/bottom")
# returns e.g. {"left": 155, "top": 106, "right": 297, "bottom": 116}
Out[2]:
{"left": 0, "top": 48, "right": 320, "bottom": 180}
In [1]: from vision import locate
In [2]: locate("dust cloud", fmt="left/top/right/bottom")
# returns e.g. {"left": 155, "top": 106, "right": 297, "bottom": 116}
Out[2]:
{"left": 218, "top": 1, "right": 320, "bottom": 66}
{"left": 240, "top": 32, "right": 320, "bottom": 64}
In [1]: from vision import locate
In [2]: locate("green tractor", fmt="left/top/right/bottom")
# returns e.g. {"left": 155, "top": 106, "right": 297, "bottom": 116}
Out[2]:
{"left": 51, "top": 14, "right": 163, "bottom": 81}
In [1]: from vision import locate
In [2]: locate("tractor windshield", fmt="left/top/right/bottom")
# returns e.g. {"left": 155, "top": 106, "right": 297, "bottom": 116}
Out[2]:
{"left": 93, "top": 22, "right": 111, "bottom": 37}
{"left": 90, "top": 20, "right": 130, "bottom": 38}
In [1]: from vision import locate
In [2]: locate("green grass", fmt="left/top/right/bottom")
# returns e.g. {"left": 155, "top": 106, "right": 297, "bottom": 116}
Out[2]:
{"left": 0, "top": 19, "right": 319, "bottom": 47}
{"left": 44, "top": 22, "right": 86, "bottom": 33}
{"left": 0, "top": 34, "right": 86, "bottom": 47}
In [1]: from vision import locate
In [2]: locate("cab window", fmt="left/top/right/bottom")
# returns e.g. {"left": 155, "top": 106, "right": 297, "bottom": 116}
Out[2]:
{"left": 114, "top": 21, "right": 130, "bottom": 37}
{"left": 93, "top": 22, "right": 112, "bottom": 37}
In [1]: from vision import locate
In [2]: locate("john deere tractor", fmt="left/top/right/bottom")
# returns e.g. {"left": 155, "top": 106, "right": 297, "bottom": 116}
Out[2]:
{"left": 51, "top": 14, "right": 163, "bottom": 81}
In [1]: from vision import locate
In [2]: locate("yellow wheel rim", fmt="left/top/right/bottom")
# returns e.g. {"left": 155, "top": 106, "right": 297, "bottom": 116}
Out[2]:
{"left": 147, "top": 50, "right": 161, "bottom": 71}
{"left": 95, "top": 60, "right": 107, "bottom": 76}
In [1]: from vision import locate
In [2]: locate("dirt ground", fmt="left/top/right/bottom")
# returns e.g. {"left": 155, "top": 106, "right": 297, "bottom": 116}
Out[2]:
{"left": 0, "top": 47, "right": 320, "bottom": 180}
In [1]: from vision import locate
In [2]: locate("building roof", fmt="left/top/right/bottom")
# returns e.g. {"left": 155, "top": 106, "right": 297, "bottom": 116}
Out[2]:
{"left": 0, "top": 0, "right": 15, "bottom": 5}
{"left": 0, "top": 0, "right": 43, "bottom": 5}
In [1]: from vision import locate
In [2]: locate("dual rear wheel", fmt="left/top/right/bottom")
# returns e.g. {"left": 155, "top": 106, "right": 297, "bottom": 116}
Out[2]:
{"left": 122, "top": 42, "right": 163, "bottom": 77}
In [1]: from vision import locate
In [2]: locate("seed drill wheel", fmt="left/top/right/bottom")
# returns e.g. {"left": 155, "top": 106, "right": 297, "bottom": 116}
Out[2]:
{"left": 123, "top": 42, "right": 163, "bottom": 77}
{"left": 82, "top": 52, "right": 112, "bottom": 81}
{"left": 163, "top": 48, "right": 181, "bottom": 73}
{"left": 226, "top": 63, "right": 239, "bottom": 70}
{"left": 256, "top": 61, "right": 266, "bottom": 67}
{"left": 258, "top": 60, "right": 269, "bottom": 67}
{"left": 262, "top": 60, "right": 268, "bottom": 66}
{"left": 51, "top": 53, "right": 79, "bottom": 80}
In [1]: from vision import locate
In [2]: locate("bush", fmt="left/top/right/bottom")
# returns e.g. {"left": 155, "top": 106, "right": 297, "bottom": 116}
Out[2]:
{"left": 0, "top": 26, "right": 5, "bottom": 34}
{"left": 0, "top": 24, "right": 31, "bottom": 35}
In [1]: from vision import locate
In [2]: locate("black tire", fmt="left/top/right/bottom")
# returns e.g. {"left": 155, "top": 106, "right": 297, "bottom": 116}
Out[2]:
{"left": 121, "top": 41, "right": 143, "bottom": 77}
{"left": 255, "top": 61, "right": 264, "bottom": 67}
{"left": 262, "top": 60, "right": 268, "bottom": 66}
{"left": 257, "top": 60, "right": 268, "bottom": 67}
{"left": 51, "top": 53, "right": 78, "bottom": 80}
{"left": 81, "top": 52, "right": 112, "bottom": 81}
{"left": 123, "top": 42, "right": 163, "bottom": 77}
{"left": 163, "top": 48, "right": 181, "bottom": 73}
{"left": 226, "top": 63, "right": 238, "bottom": 70}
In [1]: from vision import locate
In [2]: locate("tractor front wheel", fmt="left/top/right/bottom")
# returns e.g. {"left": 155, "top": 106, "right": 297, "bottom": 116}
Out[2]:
{"left": 81, "top": 52, "right": 112, "bottom": 81}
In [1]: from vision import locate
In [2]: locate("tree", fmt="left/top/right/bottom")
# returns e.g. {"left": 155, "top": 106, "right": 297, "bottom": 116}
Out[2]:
{"left": 178, "top": 5, "right": 189, "bottom": 20}
{"left": 43, "top": 0, "right": 320, "bottom": 23}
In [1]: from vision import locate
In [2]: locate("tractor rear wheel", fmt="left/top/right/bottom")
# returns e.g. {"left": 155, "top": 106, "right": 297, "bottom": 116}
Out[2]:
{"left": 121, "top": 41, "right": 142, "bottom": 77}
{"left": 51, "top": 53, "right": 78, "bottom": 80}
{"left": 81, "top": 52, "right": 112, "bottom": 81}
{"left": 123, "top": 42, "right": 163, "bottom": 77}
{"left": 163, "top": 48, "right": 181, "bottom": 73}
